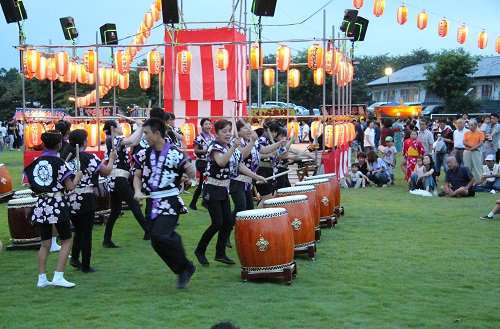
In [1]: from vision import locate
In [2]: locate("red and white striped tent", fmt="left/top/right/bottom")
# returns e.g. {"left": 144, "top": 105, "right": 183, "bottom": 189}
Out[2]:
{"left": 164, "top": 28, "right": 247, "bottom": 128}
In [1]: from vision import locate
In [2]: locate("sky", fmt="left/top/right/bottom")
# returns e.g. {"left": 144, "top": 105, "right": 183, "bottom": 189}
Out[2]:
{"left": 0, "top": 0, "right": 499, "bottom": 71}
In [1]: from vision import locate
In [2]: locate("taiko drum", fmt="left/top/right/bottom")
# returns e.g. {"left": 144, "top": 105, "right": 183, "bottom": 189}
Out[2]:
{"left": 7, "top": 197, "right": 41, "bottom": 244}
{"left": 295, "top": 178, "right": 334, "bottom": 222}
{"left": 276, "top": 186, "right": 320, "bottom": 228}
{"left": 263, "top": 195, "right": 315, "bottom": 251}
{"left": 0, "top": 164, "right": 13, "bottom": 198}
{"left": 235, "top": 208, "right": 294, "bottom": 272}
{"left": 305, "top": 173, "right": 340, "bottom": 208}
{"left": 13, "top": 189, "right": 34, "bottom": 199}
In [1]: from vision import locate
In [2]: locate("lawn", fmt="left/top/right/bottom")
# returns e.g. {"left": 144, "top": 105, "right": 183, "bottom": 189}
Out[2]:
{"left": 0, "top": 150, "right": 498, "bottom": 328}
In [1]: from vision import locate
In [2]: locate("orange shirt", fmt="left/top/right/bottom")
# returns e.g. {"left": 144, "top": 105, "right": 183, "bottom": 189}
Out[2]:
{"left": 463, "top": 130, "right": 485, "bottom": 149}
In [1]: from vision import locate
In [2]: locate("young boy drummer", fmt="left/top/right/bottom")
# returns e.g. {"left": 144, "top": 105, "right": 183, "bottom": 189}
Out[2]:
{"left": 23, "top": 130, "right": 82, "bottom": 288}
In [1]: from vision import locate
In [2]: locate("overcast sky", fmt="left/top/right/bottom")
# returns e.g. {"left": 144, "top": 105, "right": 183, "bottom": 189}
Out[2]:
{"left": 1, "top": 0, "right": 499, "bottom": 71}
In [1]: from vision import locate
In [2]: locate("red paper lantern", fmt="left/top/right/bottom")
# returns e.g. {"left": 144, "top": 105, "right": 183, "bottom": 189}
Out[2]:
{"left": 180, "top": 123, "right": 196, "bottom": 146}
{"left": 25, "top": 49, "right": 40, "bottom": 73}
{"left": 457, "top": 25, "right": 468, "bottom": 44}
{"left": 115, "top": 50, "right": 130, "bottom": 75}
{"left": 397, "top": 6, "right": 407, "bottom": 25}
{"left": 36, "top": 57, "right": 48, "bottom": 81}
{"left": 308, "top": 44, "right": 323, "bottom": 70}
{"left": 139, "top": 70, "right": 151, "bottom": 89}
{"left": 250, "top": 46, "right": 263, "bottom": 70}
{"left": 417, "top": 11, "right": 428, "bottom": 30}
{"left": 118, "top": 73, "right": 129, "bottom": 90}
{"left": 147, "top": 50, "right": 162, "bottom": 74}
{"left": 353, "top": 0, "right": 363, "bottom": 9}
{"left": 215, "top": 48, "right": 229, "bottom": 71}
{"left": 84, "top": 50, "right": 96, "bottom": 73}
{"left": 438, "top": 19, "right": 448, "bottom": 37}
{"left": 276, "top": 45, "right": 291, "bottom": 71}
{"left": 176, "top": 50, "right": 192, "bottom": 75}
{"left": 289, "top": 68, "right": 300, "bottom": 88}
{"left": 478, "top": 31, "right": 488, "bottom": 49}
{"left": 55, "top": 51, "right": 69, "bottom": 76}
{"left": 314, "top": 68, "right": 324, "bottom": 86}
{"left": 25, "top": 123, "right": 46, "bottom": 149}
{"left": 263, "top": 68, "right": 275, "bottom": 87}
{"left": 325, "top": 49, "right": 334, "bottom": 75}
{"left": 46, "top": 58, "right": 58, "bottom": 81}
{"left": 373, "top": 0, "right": 385, "bottom": 17}
{"left": 495, "top": 37, "right": 500, "bottom": 54}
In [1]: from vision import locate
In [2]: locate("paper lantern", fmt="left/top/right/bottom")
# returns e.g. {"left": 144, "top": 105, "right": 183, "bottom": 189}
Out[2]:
{"left": 215, "top": 48, "right": 229, "bottom": 70}
{"left": 417, "top": 12, "right": 428, "bottom": 30}
{"left": 311, "top": 121, "right": 323, "bottom": 138}
{"left": 246, "top": 69, "right": 250, "bottom": 87}
{"left": 176, "top": 50, "right": 192, "bottom": 75}
{"left": 151, "top": 5, "right": 160, "bottom": 21}
{"left": 496, "top": 37, "right": 500, "bottom": 54}
{"left": 129, "top": 44, "right": 138, "bottom": 57}
{"left": 36, "top": 57, "right": 48, "bottom": 81}
{"left": 86, "top": 124, "right": 99, "bottom": 147}
{"left": 457, "top": 25, "right": 468, "bottom": 44}
{"left": 139, "top": 70, "right": 151, "bottom": 89}
{"left": 55, "top": 51, "right": 69, "bottom": 76}
{"left": 250, "top": 46, "right": 263, "bottom": 70}
{"left": 324, "top": 125, "right": 334, "bottom": 148}
{"left": 66, "top": 62, "right": 77, "bottom": 84}
{"left": 147, "top": 50, "right": 162, "bottom": 74}
{"left": 155, "top": 0, "right": 162, "bottom": 11}
{"left": 263, "top": 68, "right": 275, "bottom": 87}
{"left": 46, "top": 58, "right": 58, "bottom": 81}
{"left": 25, "top": 49, "right": 40, "bottom": 73}
{"left": 84, "top": 50, "right": 96, "bottom": 73}
{"left": 373, "top": 0, "right": 385, "bottom": 17}
{"left": 87, "top": 72, "right": 96, "bottom": 85}
{"left": 111, "top": 69, "right": 119, "bottom": 87}
{"left": 289, "top": 68, "right": 300, "bottom": 88}
{"left": 438, "top": 19, "right": 448, "bottom": 37}
{"left": 98, "top": 67, "right": 113, "bottom": 87}
{"left": 141, "top": 22, "right": 151, "bottom": 38}
{"left": 325, "top": 49, "right": 334, "bottom": 75}
{"left": 276, "top": 45, "right": 291, "bottom": 71}
{"left": 77, "top": 64, "right": 87, "bottom": 84}
{"left": 478, "top": 31, "right": 488, "bottom": 49}
{"left": 308, "top": 44, "right": 323, "bottom": 70}
{"left": 120, "top": 122, "right": 132, "bottom": 138}
{"left": 313, "top": 68, "right": 324, "bottom": 86}
{"left": 287, "top": 121, "right": 299, "bottom": 139}
{"left": 58, "top": 72, "right": 67, "bottom": 83}
{"left": 353, "top": 0, "right": 363, "bottom": 9}
{"left": 397, "top": 6, "right": 407, "bottom": 25}
{"left": 25, "top": 123, "right": 46, "bottom": 149}
{"left": 144, "top": 12, "right": 154, "bottom": 29}
{"left": 115, "top": 50, "right": 130, "bottom": 75}
{"left": 118, "top": 73, "right": 129, "bottom": 90}
{"left": 180, "top": 123, "right": 196, "bottom": 147}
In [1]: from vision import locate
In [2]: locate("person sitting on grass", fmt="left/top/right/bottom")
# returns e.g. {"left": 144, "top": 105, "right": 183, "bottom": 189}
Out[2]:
{"left": 366, "top": 150, "right": 391, "bottom": 187}
{"left": 345, "top": 163, "right": 369, "bottom": 188}
{"left": 439, "top": 156, "right": 475, "bottom": 197}
{"left": 410, "top": 154, "right": 437, "bottom": 192}
{"left": 473, "top": 154, "right": 500, "bottom": 194}
{"left": 480, "top": 199, "right": 500, "bottom": 220}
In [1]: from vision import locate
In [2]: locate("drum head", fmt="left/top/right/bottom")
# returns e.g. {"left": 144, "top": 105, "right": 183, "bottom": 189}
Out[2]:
{"left": 236, "top": 208, "right": 287, "bottom": 220}
{"left": 304, "top": 173, "right": 336, "bottom": 181}
{"left": 276, "top": 186, "right": 315, "bottom": 194}
{"left": 295, "top": 178, "right": 329, "bottom": 186}
{"left": 264, "top": 195, "right": 308, "bottom": 207}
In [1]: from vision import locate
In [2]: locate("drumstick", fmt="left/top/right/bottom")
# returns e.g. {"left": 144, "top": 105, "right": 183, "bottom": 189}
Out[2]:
{"left": 76, "top": 144, "right": 80, "bottom": 172}
{"left": 295, "top": 148, "right": 309, "bottom": 158}
{"left": 285, "top": 130, "right": 295, "bottom": 151}
{"left": 110, "top": 128, "right": 115, "bottom": 152}
{"left": 238, "top": 118, "right": 252, "bottom": 131}
{"left": 267, "top": 128, "right": 275, "bottom": 144}
{"left": 65, "top": 152, "right": 73, "bottom": 162}
{"left": 136, "top": 194, "right": 151, "bottom": 199}
{"left": 265, "top": 169, "right": 292, "bottom": 181}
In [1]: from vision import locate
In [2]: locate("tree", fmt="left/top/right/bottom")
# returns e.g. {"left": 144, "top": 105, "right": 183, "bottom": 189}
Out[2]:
{"left": 422, "top": 48, "right": 480, "bottom": 113}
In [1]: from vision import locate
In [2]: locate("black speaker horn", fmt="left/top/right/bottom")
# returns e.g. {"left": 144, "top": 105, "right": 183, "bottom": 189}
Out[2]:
{"left": 251, "top": 0, "right": 277, "bottom": 17}
{"left": 348, "top": 16, "right": 369, "bottom": 42}
{"left": 162, "top": 0, "right": 179, "bottom": 24}
{"left": 59, "top": 16, "right": 78, "bottom": 41}
{"left": 100, "top": 23, "right": 118, "bottom": 45}
{"left": 1, "top": 0, "right": 27, "bottom": 24}
{"left": 339, "top": 9, "right": 358, "bottom": 33}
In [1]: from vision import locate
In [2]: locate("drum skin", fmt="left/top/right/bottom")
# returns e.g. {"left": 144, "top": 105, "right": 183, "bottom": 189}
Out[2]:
{"left": 235, "top": 208, "right": 294, "bottom": 271}
{"left": 7, "top": 197, "right": 41, "bottom": 243}
{"left": 0, "top": 164, "right": 13, "bottom": 197}
{"left": 305, "top": 173, "right": 340, "bottom": 208}
{"left": 276, "top": 186, "right": 320, "bottom": 227}
{"left": 13, "top": 189, "right": 34, "bottom": 199}
{"left": 296, "top": 179, "right": 334, "bottom": 220}
{"left": 263, "top": 195, "right": 315, "bottom": 249}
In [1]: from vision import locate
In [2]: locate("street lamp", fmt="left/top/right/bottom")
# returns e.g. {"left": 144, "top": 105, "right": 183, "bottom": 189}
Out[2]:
{"left": 385, "top": 67, "right": 393, "bottom": 103}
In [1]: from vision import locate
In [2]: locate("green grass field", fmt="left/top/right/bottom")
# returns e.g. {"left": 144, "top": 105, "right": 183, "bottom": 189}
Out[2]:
{"left": 0, "top": 150, "right": 498, "bottom": 328}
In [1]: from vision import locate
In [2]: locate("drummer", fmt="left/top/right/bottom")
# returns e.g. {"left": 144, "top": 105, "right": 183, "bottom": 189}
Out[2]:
{"left": 66, "top": 129, "right": 116, "bottom": 273}
{"left": 23, "top": 130, "right": 83, "bottom": 288}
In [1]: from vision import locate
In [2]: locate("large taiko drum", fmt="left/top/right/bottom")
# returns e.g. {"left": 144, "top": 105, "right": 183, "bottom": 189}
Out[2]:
{"left": 13, "top": 189, "right": 34, "bottom": 199}
{"left": 0, "top": 164, "right": 13, "bottom": 199}
{"left": 263, "top": 195, "right": 316, "bottom": 259}
{"left": 296, "top": 178, "right": 335, "bottom": 228}
{"left": 305, "top": 173, "right": 341, "bottom": 214}
{"left": 94, "top": 178, "right": 110, "bottom": 224}
{"left": 7, "top": 197, "right": 41, "bottom": 244}
{"left": 235, "top": 208, "right": 296, "bottom": 283}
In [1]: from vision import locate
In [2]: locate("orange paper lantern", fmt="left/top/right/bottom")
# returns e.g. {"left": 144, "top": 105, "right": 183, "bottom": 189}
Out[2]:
{"left": 86, "top": 123, "right": 100, "bottom": 147}
{"left": 287, "top": 121, "right": 299, "bottom": 139}
{"left": 120, "top": 122, "right": 132, "bottom": 138}
{"left": 246, "top": 70, "right": 250, "bottom": 87}
{"left": 147, "top": 50, "right": 162, "bottom": 74}
{"left": 151, "top": 5, "right": 160, "bottom": 21}
{"left": 55, "top": 51, "right": 69, "bottom": 76}
{"left": 324, "top": 125, "right": 334, "bottom": 148}
{"left": 176, "top": 50, "right": 192, "bottom": 75}
{"left": 25, "top": 123, "right": 46, "bottom": 149}
{"left": 118, "top": 73, "right": 129, "bottom": 90}
{"left": 46, "top": 58, "right": 58, "bottom": 81}
{"left": 250, "top": 46, "right": 263, "bottom": 70}
{"left": 373, "top": 0, "right": 385, "bottom": 17}
{"left": 417, "top": 11, "right": 428, "bottom": 30}
{"left": 215, "top": 48, "right": 229, "bottom": 71}
{"left": 139, "top": 70, "right": 151, "bottom": 90}
{"left": 353, "top": 0, "right": 363, "bottom": 9}
{"left": 397, "top": 6, "right": 407, "bottom": 25}
{"left": 77, "top": 64, "right": 87, "bottom": 84}
{"left": 111, "top": 69, "right": 119, "bottom": 87}
{"left": 313, "top": 68, "right": 324, "bottom": 86}
{"left": 66, "top": 62, "right": 77, "bottom": 84}
{"left": 308, "top": 44, "right": 323, "bottom": 70}
{"left": 495, "top": 37, "right": 500, "bottom": 54}
{"left": 276, "top": 45, "right": 291, "bottom": 71}
{"left": 155, "top": 0, "right": 162, "bottom": 11}
{"left": 87, "top": 72, "right": 96, "bottom": 85}
{"left": 438, "top": 19, "right": 448, "bottom": 37}
{"left": 25, "top": 49, "right": 40, "bottom": 73}
{"left": 144, "top": 12, "right": 154, "bottom": 29}
{"left": 180, "top": 123, "right": 196, "bottom": 147}
{"left": 84, "top": 50, "right": 96, "bottom": 73}
{"left": 141, "top": 22, "right": 151, "bottom": 38}
{"left": 36, "top": 57, "right": 48, "bottom": 81}
{"left": 457, "top": 25, "right": 468, "bottom": 44}
{"left": 311, "top": 121, "right": 323, "bottom": 138}
{"left": 478, "top": 31, "right": 488, "bottom": 49}
{"left": 115, "top": 50, "right": 130, "bottom": 75}
{"left": 289, "top": 68, "right": 300, "bottom": 88}
{"left": 325, "top": 49, "right": 334, "bottom": 75}
{"left": 263, "top": 68, "right": 275, "bottom": 87}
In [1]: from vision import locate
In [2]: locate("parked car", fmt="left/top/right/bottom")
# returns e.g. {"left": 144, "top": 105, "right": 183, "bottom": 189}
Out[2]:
{"left": 367, "top": 102, "right": 387, "bottom": 114}
{"left": 421, "top": 104, "right": 446, "bottom": 116}
{"left": 263, "top": 101, "right": 297, "bottom": 108}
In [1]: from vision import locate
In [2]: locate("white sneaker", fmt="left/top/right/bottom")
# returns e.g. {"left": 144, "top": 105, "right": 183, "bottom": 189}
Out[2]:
{"left": 50, "top": 244, "right": 61, "bottom": 252}
{"left": 37, "top": 278, "right": 52, "bottom": 288}
{"left": 382, "top": 184, "right": 388, "bottom": 187}
{"left": 490, "top": 189, "right": 496, "bottom": 194}
{"left": 52, "top": 277, "right": 75, "bottom": 288}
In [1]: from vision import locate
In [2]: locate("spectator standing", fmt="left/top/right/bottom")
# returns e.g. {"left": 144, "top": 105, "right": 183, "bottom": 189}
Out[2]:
{"left": 417, "top": 119, "right": 434, "bottom": 154}
{"left": 453, "top": 118, "right": 469, "bottom": 165}
{"left": 403, "top": 130, "right": 425, "bottom": 180}
{"left": 0, "top": 122, "right": 4, "bottom": 152}
{"left": 7, "top": 118, "right": 15, "bottom": 151}
{"left": 433, "top": 118, "right": 454, "bottom": 181}
{"left": 374, "top": 120, "right": 381, "bottom": 149}
{"left": 391, "top": 118, "right": 405, "bottom": 152}
{"left": 300, "top": 120, "right": 310, "bottom": 143}
{"left": 363, "top": 121, "right": 375, "bottom": 152}
{"left": 463, "top": 120, "right": 484, "bottom": 182}
{"left": 487, "top": 113, "right": 500, "bottom": 161}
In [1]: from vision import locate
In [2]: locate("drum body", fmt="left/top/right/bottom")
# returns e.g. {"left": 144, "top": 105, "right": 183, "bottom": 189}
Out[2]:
{"left": 263, "top": 195, "right": 315, "bottom": 251}
{"left": 296, "top": 178, "right": 334, "bottom": 221}
{"left": 235, "top": 208, "right": 294, "bottom": 272}
{"left": 276, "top": 186, "right": 320, "bottom": 228}
{"left": 13, "top": 189, "right": 34, "bottom": 199}
{"left": 7, "top": 197, "right": 41, "bottom": 244}
{"left": 305, "top": 173, "right": 340, "bottom": 208}
{"left": 94, "top": 178, "right": 110, "bottom": 218}
{"left": 0, "top": 164, "right": 13, "bottom": 198}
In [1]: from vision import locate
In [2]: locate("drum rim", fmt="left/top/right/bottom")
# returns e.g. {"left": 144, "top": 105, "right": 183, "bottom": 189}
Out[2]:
{"left": 263, "top": 195, "right": 308, "bottom": 206}
{"left": 295, "top": 178, "right": 329, "bottom": 185}
{"left": 305, "top": 173, "right": 336, "bottom": 180}
{"left": 236, "top": 207, "right": 287, "bottom": 220}
{"left": 276, "top": 186, "right": 315, "bottom": 193}
{"left": 8, "top": 197, "right": 38, "bottom": 205}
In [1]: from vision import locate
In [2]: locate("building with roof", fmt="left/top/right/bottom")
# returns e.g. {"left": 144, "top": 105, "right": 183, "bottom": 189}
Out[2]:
{"left": 366, "top": 56, "right": 500, "bottom": 112}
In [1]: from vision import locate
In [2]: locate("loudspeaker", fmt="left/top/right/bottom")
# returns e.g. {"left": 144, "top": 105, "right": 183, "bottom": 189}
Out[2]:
{"left": 1, "top": 0, "right": 27, "bottom": 24}
{"left": 251, "top": 0, "right": 277, "bottom": 17}
{"left": 100, "top": 23, "right": 118, "bottom": 45}
{"left": 162, "top": 0, "right": 179, "bottom": 24}
{"left": 339, "top": 9, "right": 357, "bottom": 33}
{"left": 348, "top": 16, "right": 369, "bottom": 42}
{"left": 59, "top": 16, "right": 78, "bottom": 41}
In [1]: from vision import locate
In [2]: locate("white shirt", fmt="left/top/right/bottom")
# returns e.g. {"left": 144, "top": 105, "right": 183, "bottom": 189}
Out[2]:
{"left": 364, "top": 127, "right": 375, "bottom": 148}
{"left": 453, "top": 128, "right": 469, "bottom": 148}
{"left": 302, "top": 124, "right": 310, "bottom": 142}
{"left": 483, "top": 164, "right": 499, "bottom": 182}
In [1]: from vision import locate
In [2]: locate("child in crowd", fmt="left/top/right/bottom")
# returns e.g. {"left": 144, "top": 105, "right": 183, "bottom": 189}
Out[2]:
{"left": 410, "top": 155, "right": 437, "bottom": 192}
{"left": 345, "top": 163, "right": 369, "bottom": 188}
{"left": 380, "top": 136, "right": 397, "bottom": 184}
{"left": 409, "top": 156, "right": 425, "bottom": 190}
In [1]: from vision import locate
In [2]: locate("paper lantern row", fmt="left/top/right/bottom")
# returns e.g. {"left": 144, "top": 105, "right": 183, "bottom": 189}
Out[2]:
{"left": 310, "top": 122, "right": 355, "bottom": 148}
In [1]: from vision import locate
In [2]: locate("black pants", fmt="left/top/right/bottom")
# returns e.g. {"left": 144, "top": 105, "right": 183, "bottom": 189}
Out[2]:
{"left": 104, "top": 177, "right": 148, "bottom": 243}
{"left": 190, "top": 160, "right": 207, "bottom": 206}
{"left": 197, "top": 195, "right": 232, "bottom": 255}
{"left": 71, "top": 210, "right": 94, "bottom": 269}
{"left": 150, "top": 214, "right": 190, "bottom": 274}
{"left": 229, "top": 180, "right": 254, "bottom": 226}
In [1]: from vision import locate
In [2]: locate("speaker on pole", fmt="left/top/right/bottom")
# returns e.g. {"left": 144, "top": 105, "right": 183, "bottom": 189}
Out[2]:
{"left": 1, "top": 0, "right": 27, "bottom": 24}
{"left": 59, "top": 16, "right": 79, "bottom": 41}
{"left": 251, "top": 0, "right": 277, "bottom": 17}
{"left": 162, "top": 0, "right": 179, "bottom": 24}
{"left": 348, "top": 16, "right": 369, "bottom": 42}
{"left": 339, "top": 9, "right": 358, "bottom": 33}
{"left": 100, "top": 23, "right": 118, "bottom": 45}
